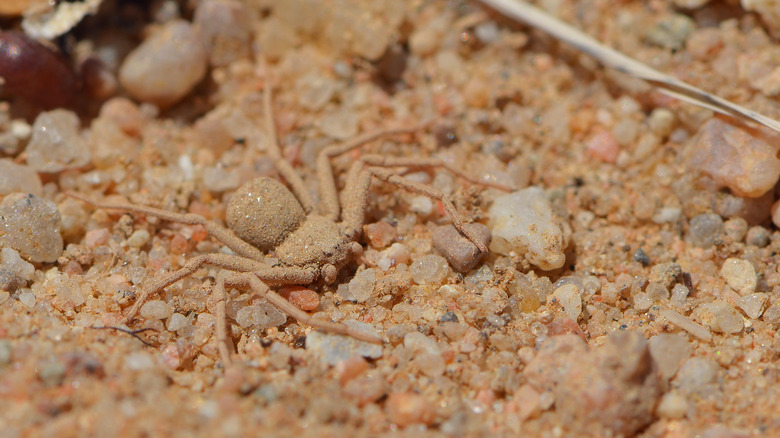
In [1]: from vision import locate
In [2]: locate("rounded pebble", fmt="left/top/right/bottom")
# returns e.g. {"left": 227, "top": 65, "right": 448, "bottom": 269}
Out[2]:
{"left": 385, "top": 392, "right": 435, "bottom": 427}
{"left": 720, "top": 258, "right": 757, "bottom": 295}
{"left": 745, "top": 226, "right": 770, "bottom": 247}
{"left": 657, "top": 392, "right": 688, "bottom": 419}
{"left": 431, "top": 223, "right": 491, "bottom": 273}
{"left": 0, "top": 193, "right": 64, "bottom": 263}
{"left": 549, "top": 283, "right": 582, "bottom": 320}
{"left": 344, "top": 269, "right": 376, "bottom": 303}
{"left": 0, "top": 160, "right": 42, "bottom": 196}
{"left": 25, "top": 109, "right": 91, "bottom": 173}
{"left": 119, "top": 20, "right": 208, "bottom": 107}
{"left": 410, "top": 254, "right": 450, "bottom": 285}
{"left": 687, "top": 213, "right": 723, "bottom": 248}
{"left": 140, "top": 300, "right": 172, "bottom": 320}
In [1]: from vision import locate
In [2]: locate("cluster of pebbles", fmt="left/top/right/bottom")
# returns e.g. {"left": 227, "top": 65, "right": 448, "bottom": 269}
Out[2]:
{"left": 2, "top": 0, "right": 780, "bottom": 436}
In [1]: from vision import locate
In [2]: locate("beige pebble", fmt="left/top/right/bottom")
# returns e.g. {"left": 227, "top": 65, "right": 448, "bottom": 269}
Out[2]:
{"left": 119, "top": 20, "right": 208, "bottom": 107}
{"left": 385, "top": 392, "right": 435, "bottom": 427}
{"left": 720, "top": 258, "right": 757, "bottom": 295}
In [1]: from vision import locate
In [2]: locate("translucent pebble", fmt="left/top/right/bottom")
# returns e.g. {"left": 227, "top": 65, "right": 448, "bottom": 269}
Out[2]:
{"left": 0, "top": 160, "right": 42, "bottom": 196}
{"left": 305, "top": 321, "right": 383, "bottom": 365}
{"left": 317, "top": 111, "right": 358, "bottom": 140}
{"left": 686, "top": 213, "right": 723, "bottom": 248}
{"left": 0, "top": 193, "right": 63, "bottom": 263}
{"left": 408, "top": 196, "right": 433, "bottom": 215}
{"left": 126, "top": 229, "right": 150, "bottom": 248}
{"left": 410, "top": 254, "right": 450, "bottom": 285}
{"left": 673, "top": 357, "right": 718, "bottom": 394}
{"left": 202, "top": 166, "right": 241, "bottom": 192}
{"left": 633, "top": 293, "right": 653, "bottom": 311}
{"left": 193, "top": 0, "right": 251, "bottom": 67}
{"left": 688, "top": 118, "right": 780, "bottom": 197}
{"left": 235, "top": 301, "right": 286, "bottom": 329}
{"left": 488, "top": 187, "right": 570, "bottom": 270}
{"left": 694, "top": 301, "right": 743, "bottom": 334}
{"left": 0, "top": 247, "right": 34, "bottom": 283}
{"left": 404, "top": 331, "right": 440, "bottom": 355}
{"left": 737, "top": 293, "right": 768, "bottom": 319}
{"left": 296, "top": 73, "right": 336, "bottom": 110}
{"left": 549, "top": 284, "right": 582, "bottom": 320}
{"left": 720, "top": 258, "right": 757, "bottom": 295}
{"left": 119, "top": 20, "right": 208, "bottom": 107}
{"left": 474, "top": 21, "right": 500, "bottom": 43}
{"left": 18, "top": 290, "right": 36, "bottom": 308}
{"left": 166, "top": 312, "right": 188, "bottom": 332}
{"left": 345, "top": 268, "right": 377, "bottom": 303}
{"left": 140, "top": 300, "right": 172, "bottom": 320}
{"left": 648, "top": 334, "right": 691, "bottom": 381}
{"left": 652, "top": 207, "right": 681, "bottom": 224}
{"left": 25, "top": 109, "right": 91, "bottom": 173}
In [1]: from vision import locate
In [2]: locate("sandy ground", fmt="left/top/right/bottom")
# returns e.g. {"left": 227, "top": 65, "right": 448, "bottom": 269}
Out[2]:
{"left": 1, "top": 0, "right": 780, "bottom": 437}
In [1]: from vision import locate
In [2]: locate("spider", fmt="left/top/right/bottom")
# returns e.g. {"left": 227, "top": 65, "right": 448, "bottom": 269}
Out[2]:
{"left": 69, "top": 75, "right": 505, "bottom": 367}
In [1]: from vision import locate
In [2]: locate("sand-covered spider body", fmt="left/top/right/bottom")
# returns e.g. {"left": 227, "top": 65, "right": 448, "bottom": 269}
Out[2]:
{"left": 70, "top": 75, "right": 503, "bottom": 367}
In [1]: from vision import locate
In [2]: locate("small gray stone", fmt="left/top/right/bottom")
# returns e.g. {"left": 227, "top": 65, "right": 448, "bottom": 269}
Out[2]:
{"left": 343, "top": 268, "right": 376, "bottom": 303}
{"left": 0, "top": 193, "right": 64, "bottom": 263}
{"left": 432, "top": 223, "right": 491, "bottom": 273}
{"left": 633, "top": 248, "right": 650, "bottom": 266}
{"left": 745, "top": 226, "right": 770, "bottom": 247}
{"left": 687, "top": 213, "right": 723, "bottom": 248}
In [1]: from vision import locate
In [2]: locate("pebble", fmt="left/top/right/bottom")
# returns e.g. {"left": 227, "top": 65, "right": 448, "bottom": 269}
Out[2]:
{"left": 0, "top": 247, "right": 34, "bottom": 292}
{"left": 305, "top": 321, "right": 382, "bottom": 365}
{"left": 673, "top": 357, "right": 719, "bottom": 394}
{"left": 688, "top": 118, "right": 780, "bottom": 197}
{"left": 585, "top": 128, "right": 620, "bottom": 163}
{"left": 659, "top": 309, "right": 712, "bottom": 341}
{"left": 647, "top": 108, "right": 677, "bottom": 138}
{"left": 342, "top": 268, "right": 377, "bottom": 303}
{"left": 282, "top": 287, "right": 320, "bottom": 311}
{"left": 431, "top": 223, "right": 491, "bottom": 273}
{"left": 549, "top": 283, "right": 582, "bottom": 320}
{"left": 722, "top": 218, "right": 748, "bottom": 242}
{"left": 126, "top": 229, "right": 151, "bottom": 248}
{"left": 745, "top": 225, "right": 770, "bottom": 247}
{"left": 525, "top": 332, "right": 660, "bottom": 436}
{"left": 648, "top": 334, "right": 691, "bottom": 381}
{"left": 656, "top": 392, "right": 688, "bottom": 419}
{"left": 645, "top": 14, "right": 696, "bottom": 51}
{"left": 166, "top": 312, "right": 188, "bottom": 332}
{"left": 18, "top": 289, "right": 36, "bottom": 308}
{"left": 694, "top": 301, "right": 744, "bottom": 334}
{"left": 25, "top": 109, "right": 91, "bottom": 173}
{"left": 119, "top": 20, "right": 208, "bottom": 107}
{"left": 651, "top": 207, "right": 682, "bottom": 224}
{"left": 633, "top": 248, "right": 650, "bottom": 266}
{"left": 687, "top": 213, "right": 723, "bottom": 248}
{"left": 720, "top": 258, "right": 757, "bottom": 296}
{"left": 0, "top": 193, "right": 64, "bottom": 263}
{"left": 193, "top": 0, "right": 251, "bottom": 67}
{"left": 736, "top": 293, "right": 767, "bottom": 319}
{"left": 488, "top": 187, "right": 570, "bottom": 270}
{"left": 235, "top": 301, "right": 287, "bottom": 329}
{"left": 140, "top": 300, "right": 172, "bottom": 320}
{"left": 742, "top": 0, "right": 780, "bottom": 38}
{"left": 410, "top": 254, "right": 450, "bottom": 285}
{"left": 363, "top": 221, "right": 396, "bottom": 248}
{"left": 0, "top": 340, "right": 11, "bottom": 365}
{"left": 385, "top": 392, "right": 435, "bottom": 427}
{"left": 0, "top": 160, "right": 42, "bottom": 196}
{"left": 649, "top": 262, "right": 682, "bottom": 289}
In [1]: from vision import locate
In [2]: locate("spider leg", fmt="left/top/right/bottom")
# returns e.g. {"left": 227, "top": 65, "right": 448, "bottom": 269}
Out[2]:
{"left": 340, "top": 162, "right": 490, "bottom": 253}
{"left": 215, "top": 270, "right": 382, "bottom": 365}
{"left": 66, "top": 192, "right": 266, "bottom": 261}
{"left": 259, "top": 57, "right": 315, "bottom": 213}
{"left": 315, "top": 125, "right": 429, "bottom": 221}
{"left": 124, "top": 253, "right": 270, "bottom": 324}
